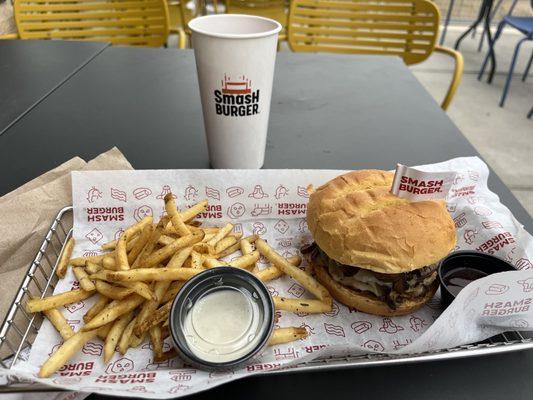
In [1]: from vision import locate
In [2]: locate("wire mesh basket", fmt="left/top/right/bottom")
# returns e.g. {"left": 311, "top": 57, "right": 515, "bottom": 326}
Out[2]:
{"left": 0, "top": 206, "right": 532, "bottom": 392}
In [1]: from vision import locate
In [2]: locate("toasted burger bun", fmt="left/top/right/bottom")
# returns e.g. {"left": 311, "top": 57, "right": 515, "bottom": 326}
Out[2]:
{"left": 314, "top": 264, "right": 439, "bottom": 316}
{"left": 307, "top": 169, "right": 456, "bottom": 274}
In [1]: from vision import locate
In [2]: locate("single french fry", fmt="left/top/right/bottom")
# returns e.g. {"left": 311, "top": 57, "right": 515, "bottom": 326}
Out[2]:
{"left": 39, "top": 328, "right": 100, "bottom": 378}
{"left": 143, "top": 232, "right": 204, "bottom": 268}
{"left": 115, "top": 231, "right": 130, "bottom": 271}
{"left": 127, "top": 223, "right": 154, "bottom": 265}
{"left": 102, "top": 234, "right": 139, "bottom": 252}
{"left": 165, "top": 193, "right": 191, "bottom": 237}
{"left": 107, "top": 267, "right": 201, "bottom": 282}
{"left": 136, "top": 301, "right": 172, "bottom": 336}
{"left": 84, "top": 261, "right": 101, "bottom": 275}
{"left": 95, "top": 280, "right": 134, "bottom": 300}
{"left": 225, "top": 251, "right": 260, "bottom": 269}
{"left": 167, "top": 247, "right": 193, "bottom": 269}
{"left": 158, "top": 235, "right": 175, "bottom": 247}
{"left": 216, "top": 235, "right": 259, "bottom": 258}
{"left": 129, "top": 332, "right": 145, "bottom": 348}
{"left": 155, "top": 348, "right": 177, "bottom": 363}
{"left": 43, "top": 309, "right": 75, "bottom": 340}
{"left": 96, "top": 323, "right": 112, "bottom": 340}
{"left": 118, "top": 316, "right": 137, "bottom": 355}
{"left": 73, "top": 267, "right": 95, "bottom": 292}
{"left": 203, "top": 258, "right": 228, "bottom": 269}
{"left": 181, "top": 199, "right": 208, "bottom": 222}
{"left": 161, "top": 281, "right": 185, "bottom": 304}
{"left": 190, "top": 251, "right": 203, "bottom": 269}
{"left": 132, "top": 216, "right": 169, "bottom": 269}
{"left": 150, "top": 325, "right": 163, "bottom": 360}
{"left": 104, "top": 312, "right": 135, "bottom": 363}
{"left": 256, "top": 240, "right": 331, "bottom": 303}
{"left": 26, "top": 289, "right": 94, "bottom": 313}
{"left": 273, "top": 296, "right": 332, "bottom": 313}
{"left": 103, "top": 255, "right": 118, "bottom": 270}
{"left": 240, "top": 239, "right": 256, "bottom": 271}
{"left": 206, "top": 223, "right": 233, "bottom": 247}
{"left": 268, "top": 327, "right": 308, "bottom": 345}
{"left": 82, "top": 294, "right": 144, "bottom": 331}
{"left": 119, "top": 281, "right": 156, "bottom": 301}
{"left": 201, "top": 227, "right": 220, "bottom": 234}
{"left": 56, "top": 237, "right": 75, "bottom": 278}
{"left": 84, "top": 295, "right": 109, "bottom": 323}
{"left": 69, "top": 254, "right": 105, "bottom": 267}
{"left": 192, "top": 242, "right": 214, "bottom": 254}
{"left": 228, "top": 232, "right": 243, "bottom": 240}
{"left": 134, "top": 280, "right": 170, "bottom": 336}
{"left": 215, "top": 236, "right": 238, "bottom": 255}
{"left": 253, "top": 255, "right": 301, "bottom": 282}
{"left": 101, "top": 217, "right": 152, "bottom": 250}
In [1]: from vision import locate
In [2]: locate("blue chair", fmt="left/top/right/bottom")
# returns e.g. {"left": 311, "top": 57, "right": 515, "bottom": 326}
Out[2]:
{"left": 478, "top": 0, "right": 533, "bottom": 107}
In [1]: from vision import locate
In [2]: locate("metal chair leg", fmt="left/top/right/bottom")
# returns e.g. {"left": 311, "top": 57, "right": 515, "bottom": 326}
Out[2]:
{"left": 478, "top": 0, "right": 504, "bottom": 52}
{"left": 440, "top": 0, "right": 456, "bottom": 45}
{"left": 522, "top": 51, "right": 533, "bottom": 82}
{"left": 499, "top": 37, "right": 530, "bottom": 107}
{"left": 454, "top": 0, "right": 489, "bottom": 50}
{"left": 478, "top": 20, "right": 504, "bottom": 81}
{"left": 528, "top": 106, "right": 533, "bottom": 119}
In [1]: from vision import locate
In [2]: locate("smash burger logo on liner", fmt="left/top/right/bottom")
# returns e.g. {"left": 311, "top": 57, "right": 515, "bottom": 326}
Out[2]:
{"left": 391, "top": 163, "right": 456, "bottom": 202}
{"left": 214, "top": 74, "right": 260, "bottom": 117}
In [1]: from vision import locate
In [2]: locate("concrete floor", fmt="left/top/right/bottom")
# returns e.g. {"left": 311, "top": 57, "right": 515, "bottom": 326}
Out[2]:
{"left": 411, "top": 26, "right": 532, "bottom": 216}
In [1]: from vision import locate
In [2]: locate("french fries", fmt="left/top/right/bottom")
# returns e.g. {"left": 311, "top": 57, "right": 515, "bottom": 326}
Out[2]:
{"left": 268, "top": 327, "right": 308, "bottom": 345}
{"left": 26, "top": 289, "right": 94, "bottom": 313}
{"left": 56, "top": 237, "right": 75, "bottom": 278}
{"left": 31, "top": 195, "right": 329, "bottom": 378}
{"left": 43, "top": 309, "right": 75, "bottom": 340}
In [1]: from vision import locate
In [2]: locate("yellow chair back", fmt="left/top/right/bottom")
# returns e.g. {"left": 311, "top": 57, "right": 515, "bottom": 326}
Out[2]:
{"left": 226, "top": 0, "right": 287, "bottom": 27}
{"left": 167, "top": 0, "right": 193, "bottom": 30}
{"left": 13, "top": 0, "right": 170, "bottom": 47}
{"left": 288, "top": 0, "right": 440, "bottom": 65}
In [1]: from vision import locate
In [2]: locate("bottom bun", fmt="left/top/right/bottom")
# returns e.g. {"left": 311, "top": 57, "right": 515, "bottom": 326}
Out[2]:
{"left": 314, "top": 264, "right": 439, "bottom": 317}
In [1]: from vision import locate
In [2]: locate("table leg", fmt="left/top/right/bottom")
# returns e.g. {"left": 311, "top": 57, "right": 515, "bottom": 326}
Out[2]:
{"left": 484, "top": 0, "right": 497, "bottom": 83}
{"left": 454, "top": 0, "right": 489, "bottom": 50}
{"left": 440, "top": 0, "right": 456, "bottom": 45}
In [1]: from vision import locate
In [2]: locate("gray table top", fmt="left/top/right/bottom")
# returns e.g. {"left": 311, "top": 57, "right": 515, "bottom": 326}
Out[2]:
{"left": 0, "top": 42, "right": 531, "bottom": 400}
{"left": 0, "top": 40, "right": 108, "bottom": 135}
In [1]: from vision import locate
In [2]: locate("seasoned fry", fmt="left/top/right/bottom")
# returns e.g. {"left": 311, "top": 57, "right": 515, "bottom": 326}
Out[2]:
{"left": 119, "top": 281, "right": 156, "bottom": 301}
{"left": 268, "top": 327, "right": 308, "bottom": 345}
{"left": 26, "top": 289, "right": 94, "bottom": 313}
{"left": 192, "top": 242, "right": 214, "bottom": 254}
{"left": 84, "top": 261, "right": 101, "bottom": 275}
{"left": 253, "top": 255, "right": 301, "bottom": 282}
{"left": 56, "top": 237, "right": 75, "bottom": 278}
{"left": 101, "top": 217, "right": 152, "bottom": 250}
{"left": 161, "top": 281, "right": 185, "bottom": 304}
{"left": 102, "top": 235, "right": 140, "bottom": 252}
{"left": 256, "top": 239, "right": 331, "bottom": 303}
{"left": 134, "top": 280, "right": 170, "bottom": 336}
{"left": 206, "top": 223, "right": 233, "bottom": 247}
{"left": 165, "top": 193, "right": 191, "bottom": 236}
{"left": 273, "top": 296, "right": 332, "bottom": 313}
{"left": 104, "top": 312, "right": 135, "bottom": 363}
{"left": 82, "top": 294, "right": 144, "bottom": 331}
{"left": 127, "top": 223, "right": 154, "bottom": 265}
{"left": 181, "top": 199, "right": 208, "bottom": 222}
{"left": 129, "top": 332, "right": 145, "bottom": 348}
{"left": 240, "top": 239, "right": 256, "bottom": 271}
{"left": 215, "top": 236, "right": 238, "bottom": 255}
{"left": 43, "top": 309, "right": 75, "bottom": 340}
{"left": 107, "top": 267, "right": 202, "bottom": 282}
{"left": 132, "top": 216, "right": 169, "bottom": 269}
{"left": 158, "top": 234, "right": 175, "bottom": 247}
{"left": 96, "top": 323, "right": 112, "bottom": 340}
{"left": 70, "top": 254, "right": 105, "bottom": 267}
{"left": 228, "top": 232, "right": 244, "bottom": 240}
{"left": 225, "top": 251, "right": 260, "bottom": 269}
{"left": 203, "top": 258, "right": 228, "bottom": 269}
{"left": 103, "top": 255, "right": 117, "bottom": 270}
{"left": 39, "top": 328, "right": 100, "bottom": 378}
{"left": 73, "top": 266, "right": 95, "bottom": 292}
{"left": 143, "top": 231, "right": 204, "bottom": 268}
{"left": 167, "top": 247, "right": 193, "bottom": 269}
{"left": 118, "top": 316, "right": 137, "bottom": 355}
{"left": 190, "top": 251, "right": 203, "bottom": 269}
{"left": 136, "top": 301, "right": 172, "bottom": 335}
{"left": 95, "top": 280, "right": 134, "bottom": 300}
{"left": 150, "top": 325, "right": 163, "bottom": 360}
{"left": 84, "top": 295, "right": 109, "bottom": 323}
{"left": 216, "top": 234, "right": 259, "bottom": 258}
{"left": 115, "top": 231, "right": 130, "bottom": 271}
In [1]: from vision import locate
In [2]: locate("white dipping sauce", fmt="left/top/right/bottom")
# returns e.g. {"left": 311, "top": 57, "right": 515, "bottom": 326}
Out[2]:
{"left": 183, "top": 288, "right": 261, "bottom": 363}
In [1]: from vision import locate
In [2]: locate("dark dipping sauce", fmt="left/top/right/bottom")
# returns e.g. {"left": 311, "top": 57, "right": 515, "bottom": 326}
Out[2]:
{"left": 442, "top": 267, "right": 488, "bottom": 297}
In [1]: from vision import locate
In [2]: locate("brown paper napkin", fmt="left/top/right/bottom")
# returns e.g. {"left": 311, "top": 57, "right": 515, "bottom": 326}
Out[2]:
{"left": 0, "top": 147, "right": 133, "bottom": 326}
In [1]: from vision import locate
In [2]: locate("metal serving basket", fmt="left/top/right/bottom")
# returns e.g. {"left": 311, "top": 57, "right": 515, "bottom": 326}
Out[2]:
{"left": 1, "top": 207, "right": 532, "bottom": 392}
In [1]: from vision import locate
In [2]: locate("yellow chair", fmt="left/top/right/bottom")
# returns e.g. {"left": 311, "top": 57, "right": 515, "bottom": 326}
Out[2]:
{"left": 167, "top": 0, "right": 194, "bottom": 32}
{"left": 0, "top": 0, "right": 186, "bottom": 48}
{"left": 287, "top": 0, "right": 463, "bottom": 110}
{"left": 226, "top": 0, "right": 288, "bottom": 41}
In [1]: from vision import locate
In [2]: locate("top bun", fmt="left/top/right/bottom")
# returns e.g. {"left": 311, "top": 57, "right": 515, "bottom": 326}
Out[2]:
{"left": 306, "top": 170, "right": 456, "bottom": 274}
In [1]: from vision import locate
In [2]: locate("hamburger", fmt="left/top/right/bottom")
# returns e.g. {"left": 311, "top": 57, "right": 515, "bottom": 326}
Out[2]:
{"left": 304, "top": 170, "right": 456, "bottom": 316}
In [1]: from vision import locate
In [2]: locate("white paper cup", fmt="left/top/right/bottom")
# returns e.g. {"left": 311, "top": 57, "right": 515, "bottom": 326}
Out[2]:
{"left": 189, "top": 14, "right": 281, "bottom": 169}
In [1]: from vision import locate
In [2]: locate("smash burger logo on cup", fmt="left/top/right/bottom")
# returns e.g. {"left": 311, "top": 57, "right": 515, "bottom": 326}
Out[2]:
{"left": 391, "top": 164, "right": 456, "bottom": 202}
{"left": 189, "top": 14, "right": 281, "bottom": 169}
{"left": 215, "top": 75, "right": 260, "bottom": 117}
